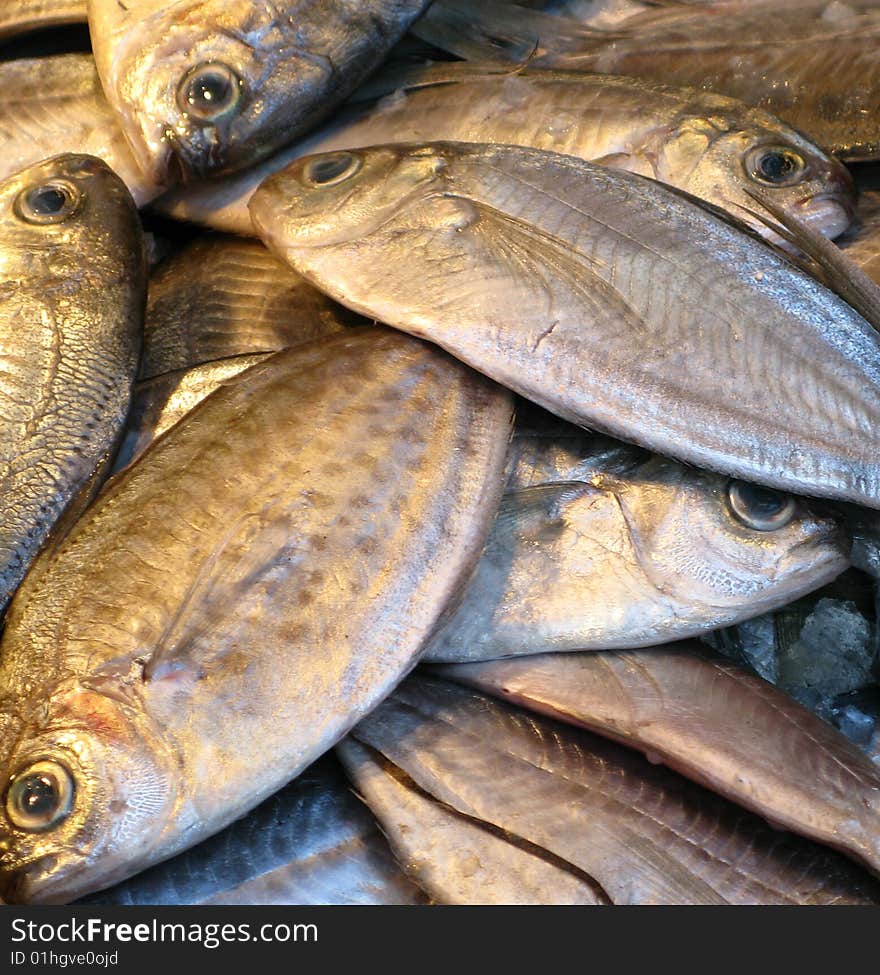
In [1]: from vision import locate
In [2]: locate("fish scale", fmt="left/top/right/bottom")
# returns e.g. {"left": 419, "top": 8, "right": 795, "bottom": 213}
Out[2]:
{"left": 0, "top": 327, "right": 512, "bottom": 903}
{"left": 352, "top": 676, "right": 880, "bottom": 904}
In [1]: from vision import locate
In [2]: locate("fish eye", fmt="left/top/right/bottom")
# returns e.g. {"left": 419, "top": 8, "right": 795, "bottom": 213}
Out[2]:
{"left": 745, "top": 146, "right": 806, "bottom": 187}
{"left": 5, "top": 760, "right": 74, "bottom": 832}
{"left": 301, "top": 152, "right": 363, "bottom": 188}
{"left": 15, "top": 180, "right": 81, "bottom": 225}
{"left": 727, "top": 480, "right": 797, "bottom": 531}
{"left": 177, "top": 62, "right": 243, "bottom": 123}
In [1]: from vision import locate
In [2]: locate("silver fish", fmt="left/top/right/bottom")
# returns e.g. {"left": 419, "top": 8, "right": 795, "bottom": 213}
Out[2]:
{"left": 80, "top": 756, "right": 427, "bottom": 905}
{"left": 0, "top": 153, "right": 145, "bottom": 610}
{"left": 351, "top": 676, "right": 880, "bottom": 904}
{"left": 337, "top": 738, "right": 606, "bottom": 904}
{"left": 251, "top": 141, "right": 880, "bottom": 509}
{"left": 141, "top": 235, "right": 361, "bottom": 379}
{"left": 87, "top": 0, "right": 434, "bottom": 183}
{"left": 0, "top": 329, "right": 512, "bottom": 903}
{"left": 435, "top": 645, "right": 880, "bottom": 876}
{"left": 155, "top": 63, "right": 855, "bottom": 241}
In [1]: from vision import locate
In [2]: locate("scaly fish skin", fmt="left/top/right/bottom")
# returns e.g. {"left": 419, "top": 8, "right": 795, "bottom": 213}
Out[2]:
{"left": 0, "top": 152, "right": 145, "bottom": 610}
{"left": 87, "top": 0, "right": 433, "bottom": 184}
{"left": 250, "top": 141, "right": 880, "bottom": 509}
{"left": 155, "top": 65, "right": 855, "bottom": 241}
{"left": 0, "top": 329, "right": 512, "bottom": 904}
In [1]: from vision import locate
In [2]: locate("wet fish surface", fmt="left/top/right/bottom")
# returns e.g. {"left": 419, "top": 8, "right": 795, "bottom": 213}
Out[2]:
{"left": 0, "top": 56, "right": 164, "bottom": 207}
{"left": 426, "top": 408, "right": 849, "bottom": 660}
{"left": 81, "top": 756, "right": 427, "bottom": 905}
{"left": 337, "top": 738, "right": 607, "bottom": 904}
{"left": 155, "top": 63, "right": 855, "bottom": 240}
{"left": 352, "top": 676, "right": 880, "bottom": 904}
{"left": 141, "top": 235, "right": 362, "bottom": 378}
{"left": 251, "top": 141, "right": 880, "bottom": 509}
{"left": 0, "top": 153, "right": 145, "bottom": 610}
{"left": 435, "top": 645, "right": 880, "bottom": 875}
{"left": 87, "top": 0, "right": 435, "bottom": 184}
{"left": 0, "top": 0, "right": 87, "bottom": 39}
{"left": 0, "top": 328, "right": 513, "bottom": 903}
{"left": 416, "top": 0, "right": 880, "bottom": 159}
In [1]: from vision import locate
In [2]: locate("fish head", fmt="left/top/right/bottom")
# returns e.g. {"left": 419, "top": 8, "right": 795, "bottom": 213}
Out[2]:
{"left": 251, "top": 144, "right": 457, "bottom": 253}
{"left": 603, "top": 458, "right": 850, "bottom": 615}
{"left": 89, "top": 0, "right": 330, "bottom": 183}
{"left": 665, "top": 118, "right": 855, "bottom": 240}
{"left": 0, "top": 684, "right": 178, "bottom": 904}
{"left": 0, "top": 153, "right": 141, "bottom": 261}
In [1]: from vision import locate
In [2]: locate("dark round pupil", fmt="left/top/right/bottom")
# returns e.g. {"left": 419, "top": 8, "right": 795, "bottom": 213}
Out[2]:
{"left": 310, "top": 156, "right": 353, "bottom": 184}
{"left": 29, "top": 187, "right": 67, "bottom": 216}
{"left": 17, "top": 773, "right": 57, "bottom": 816}
{"left": 737, "top": 483, "right": 785, "bottom": 516}
{"left": 187, "top": 70, "right": 234, "bottom": 108}
{"left": 759, "top": 152, "right": 795, "bottom": 182}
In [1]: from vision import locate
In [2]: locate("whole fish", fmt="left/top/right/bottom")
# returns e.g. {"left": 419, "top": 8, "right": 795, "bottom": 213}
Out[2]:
{"left": 251, "top": 141, "right": 880, "bottom": 509}
{"left": 337, "top": 738, "right": 607, "bottom": 904}
{"left": 0, "top": 55, "right": 162, "bottom": 206}
{"left": 155, "top": 64, "right": 855, "bottom": 241}
{"left": 81, "top": 756, "right": 427, "bottom": 905}
{"left": 0, "top": 0, "right": 86, "bottom": 39}
{"left": 115, "top": 354, "right": 270, "bottom": 473}
{"left": 426, "top": 427, "right": 849, "bottom": 661}
{"left": 414, "top": 0, "right": 880, "bottom": 159}
{"left": 435, "top": 645, "right": 880, "bottom": 876}
{"left": 87, "top": 0, "right": 434, "bottom": 184}
{"left": 0, "top": 153, "right": 145, "bottom": 610}
{"left": 0, "top": 329, "right": 512, "bottom": 904}
{"left": 141, "top": 235, "right": 361, "bottom": 379}
{"left": 351, "top": 676, "right": 880, "bottom": 904}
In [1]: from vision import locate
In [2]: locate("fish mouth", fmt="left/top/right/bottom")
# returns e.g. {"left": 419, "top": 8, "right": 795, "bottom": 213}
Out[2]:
{"left": 797, "top": 192, "right": 857, "bottom": 240}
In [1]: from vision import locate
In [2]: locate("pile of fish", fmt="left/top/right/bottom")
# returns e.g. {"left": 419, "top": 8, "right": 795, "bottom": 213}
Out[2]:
{"left": 1, "top": 0, "right": 880, "bottom": 906}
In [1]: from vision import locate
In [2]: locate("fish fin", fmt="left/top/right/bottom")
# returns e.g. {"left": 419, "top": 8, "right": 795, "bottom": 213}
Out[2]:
{"left": 140, "top": 497, "right": 301, "bottom": 682}
{"left": 413, "top": 0, "right": 609, "bottom": 64}
{"left": 741, "top": 187, "right": 880, "bottom": 332}
{"left": 464, "top": 196, "right": 649, "bottom": 340}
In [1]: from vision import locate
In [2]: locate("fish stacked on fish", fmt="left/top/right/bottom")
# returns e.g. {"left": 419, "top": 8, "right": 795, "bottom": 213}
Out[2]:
{"left": 0, "top": 0, "right": 878, "bottom": 905}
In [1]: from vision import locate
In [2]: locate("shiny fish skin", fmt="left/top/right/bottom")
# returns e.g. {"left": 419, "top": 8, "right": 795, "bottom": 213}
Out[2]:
{"left": 337, "top": 738, "right": 606, "bottom": 905}
{"left": 81, "top": 756, "right": 427, "bottom": 905}
{"left": 425, "top": 0, "right": 880, "bottom": 159}
{"left": 155, "top": 64, "right": 855, "bottom": 240}
{"left": 353, "top": 676, "right": 880, "bottom": 904}
{"left": 87, "top": 0, "right": 434, "bottom": 184}
{"left": 251, "top": 141, "right": 880, "bottom": 509}
{"left": 0, "top": 329, "right": 513, "bottom": 904}
{"left": 114, "top": 354, "right": 270, "bottom": 474}
{"left": 0, "top": 153, "right": 145, "bottom": 610}
{"left": 141, "top": 235, "right": 362, "bottom": 379}
{"left": 425, "top": 441, "right": 849, "bottom": 661}
{"left": 0, "top": 0, "right": 86, "bottom": 39}
{"left": 435, "top": 645, "right": 880, "bottom": 876}
{"left": 0, "top": 56, "right": 163, "bottom": 207}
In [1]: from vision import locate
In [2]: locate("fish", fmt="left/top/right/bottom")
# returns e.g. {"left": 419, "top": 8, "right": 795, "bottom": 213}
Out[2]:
{"left": 0, "top": 55, "right": 164, "bottom": 207}
{"left": 86, "top": 0, "right": 435, "bottom": 184}
{"left": 413, "top": 0, "right": 880, "bottom": 159}
{"left": 337, "top": 738, "right": 607, "bottom": 904}
{"left": 154, "top": 63, "right": 855, "bottom": 241}
{"left": 0, "top": 153, "right": 145, "bottom": 611}
{"left": 351, "top": 675, "right": 880, "bottom": 904}
{"left": 838, "top": 188, "right": 880, "bottom": 288}
{"left": 434, "top": 644, "right": 880, "bottom": 876}
{"left": 0, "top": 0, "right": 87, "bottom": 40}
{"left": 425, "top": 414, "right": 849, "bottom": 661}
{"left": 80, "top": 756, "right": 427, "bottom": 905}
{"left": 0, "top": 328, "right": 513, "bottom": 904}
{"left": 251, "top": 141, "right": 880, "bottom": 509}
{"left": 141, "top": 235, "right": 362, "bottom": 379}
